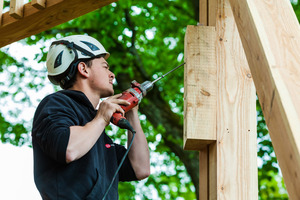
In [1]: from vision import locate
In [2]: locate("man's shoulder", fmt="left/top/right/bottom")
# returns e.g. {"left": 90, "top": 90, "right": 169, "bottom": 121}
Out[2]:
{"left": 40, "top": 90, "right": 85, "bottom": 104}
{"left": 39, "top": 91, "right": 72, "bottom": 106}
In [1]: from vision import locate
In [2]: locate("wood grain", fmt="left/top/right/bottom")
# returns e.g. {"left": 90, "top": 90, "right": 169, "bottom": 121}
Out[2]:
{"left": 199, "top": 0, "right": 208, "bottom": 25}
{"left": 9, "top": 0, "right": 24, "bottom": 19}
{"left": 229, "top": 0, "right": 300, "bottom": 198}
{"left": 184, "top": 25, "right": 217, "bottom": 151}
{"left": 214, "top": 0, "right": 258, "bottom": 199}
{"left": 31, "top": 0, "right": 46, "bottom": 10}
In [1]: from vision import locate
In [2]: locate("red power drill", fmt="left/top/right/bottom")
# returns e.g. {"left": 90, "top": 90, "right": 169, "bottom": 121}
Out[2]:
{"left": 110, "top": 62, "right": 185, "bottom": 131}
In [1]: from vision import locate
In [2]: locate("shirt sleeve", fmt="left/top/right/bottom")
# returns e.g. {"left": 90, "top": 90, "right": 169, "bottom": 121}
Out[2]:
{"left": 114, "top": 143, "right": 138, "bottom": 182}
{"left": 32, "top": 93, "right": 79, "bottom": 164}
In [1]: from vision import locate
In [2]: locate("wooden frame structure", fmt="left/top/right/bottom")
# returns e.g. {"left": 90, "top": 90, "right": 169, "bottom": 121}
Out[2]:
{"left": 184, "top": 0, "right": 300, "bottom": 199}
{"left": 1, "top": 0, "right": 300, "bottom": 199}
{"left": 0, "top": 0, "right": 118, "bottom": 48}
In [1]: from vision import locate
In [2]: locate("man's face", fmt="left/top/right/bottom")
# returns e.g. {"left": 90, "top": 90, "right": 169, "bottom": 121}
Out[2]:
{"left": 88, "top": 57, "right": 115, "bottom": 98}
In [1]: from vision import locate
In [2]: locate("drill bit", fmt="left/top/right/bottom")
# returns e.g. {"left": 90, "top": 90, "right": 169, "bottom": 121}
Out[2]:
{"left": 151, "top": 62, "right": 185, "bottom": 84}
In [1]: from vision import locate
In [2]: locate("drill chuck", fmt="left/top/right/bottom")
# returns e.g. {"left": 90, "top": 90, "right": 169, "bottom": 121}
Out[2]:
{"left": 140, "top": 81, "right": 153, "bottom": 96}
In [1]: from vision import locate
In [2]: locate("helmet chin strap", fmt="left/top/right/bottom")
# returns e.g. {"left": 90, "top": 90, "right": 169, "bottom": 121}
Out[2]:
{"left": 59, "top": 60, "right": 80, "bottom": 87}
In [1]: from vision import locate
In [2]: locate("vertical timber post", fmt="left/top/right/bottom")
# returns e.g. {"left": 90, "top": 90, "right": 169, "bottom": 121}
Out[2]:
{"left": 214, "top": 0, "right": 257, "bottom": 198}
{"left": 184, "top": 25, "right": 217, "bottom": 200}
{"left": 184, "top": 0, "right": 258, "bottom": 199}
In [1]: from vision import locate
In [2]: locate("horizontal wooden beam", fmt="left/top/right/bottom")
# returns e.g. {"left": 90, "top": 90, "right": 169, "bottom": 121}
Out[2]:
{"left": 0, "top": 0, "right": 118, "bottom": 48}
{"left": 184, "top": 25, "right": 217, "bottom": 151}
{"left": 228, "top": 0, "right": 300, "bottom": 199}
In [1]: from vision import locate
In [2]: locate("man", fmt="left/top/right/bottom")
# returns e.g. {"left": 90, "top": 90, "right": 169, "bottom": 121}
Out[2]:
{"left": 32, "top": 35, "right": 150, "bottom": 199}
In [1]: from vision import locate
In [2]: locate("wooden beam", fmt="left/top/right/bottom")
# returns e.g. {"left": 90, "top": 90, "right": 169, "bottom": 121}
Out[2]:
{"left": 184, "top": 25, "right": 217, "bottom": 151}
{"left": 199, "top": 0, "right": 217, "bottom": 26}
{"left": 31, "top": 0, "right": 46, "bottom": 10}
{"left": 0, "top": 0, "right": 118, "bottom": 48}
{"left": 9, "top": 0, "right": 24, "bottom": 19}
{"left": 199, "top": 0, "right": 208, "bottom": 25}
{"left": 199, "top": 147, "right": 209, "bottom": 200}
{"left": 228, "top": 0, "right": 300, "bottom": 198}
{"left": 208, "top": 0, "right": 217, "bottom": 26}
{"left": 214, "top": 0, "right": 258, "bottom": 198}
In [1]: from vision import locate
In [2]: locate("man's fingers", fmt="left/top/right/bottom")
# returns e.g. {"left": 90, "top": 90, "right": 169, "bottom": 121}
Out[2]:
{"left": 107, "top": 94, "right": 130, "bottom": 106}
{"left": 108, "top": 98, "right": 130, "bottom": 106}
{"left": 115, "top": 105, "right": 125, "bottom": 116}
{"left": 109, "top": 93, "right": 122, "bottom": 99}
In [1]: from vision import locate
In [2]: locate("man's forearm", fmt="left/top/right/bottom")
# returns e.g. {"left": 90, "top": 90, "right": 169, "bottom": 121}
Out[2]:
{"left": 66, "top": 117, "right": 107, "bottom": 163}
{"left": 126, "top": 109, "right": 150, "bottom": 180}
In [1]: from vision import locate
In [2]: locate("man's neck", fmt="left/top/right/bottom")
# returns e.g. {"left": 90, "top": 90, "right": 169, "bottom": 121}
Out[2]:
{"left": 69, "top": 85, "right": 100, "bottom": 109}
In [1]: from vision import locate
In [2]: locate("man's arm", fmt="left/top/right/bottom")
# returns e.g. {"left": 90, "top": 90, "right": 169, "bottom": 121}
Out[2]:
{"left": 66, "top": 94, "right": 130, "bottom": 163}
{"left": 125, "top": 107, "right": 150, "bottom": 180}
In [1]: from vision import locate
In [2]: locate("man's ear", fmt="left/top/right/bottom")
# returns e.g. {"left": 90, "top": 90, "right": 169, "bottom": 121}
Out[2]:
{"left": 77, "top": 62, "right": 89, "bottom": 78}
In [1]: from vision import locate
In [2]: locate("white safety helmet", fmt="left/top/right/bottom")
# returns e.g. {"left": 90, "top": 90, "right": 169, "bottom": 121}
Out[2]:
{"left": 46, "top": 35, "right": 110, "bottom": 87}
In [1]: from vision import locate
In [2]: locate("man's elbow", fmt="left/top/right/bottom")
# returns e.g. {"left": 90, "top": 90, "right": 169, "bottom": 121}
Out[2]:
{"left": 135, "top": 167, "right": 151, "bottom": 180}
{"left": 65, "top": 149, "right": 77, "bottom": 164}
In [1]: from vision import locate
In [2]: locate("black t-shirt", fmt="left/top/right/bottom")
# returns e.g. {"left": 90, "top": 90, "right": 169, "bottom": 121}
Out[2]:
{"left": 32, "top": 90, "right": 137, "bottom": 200}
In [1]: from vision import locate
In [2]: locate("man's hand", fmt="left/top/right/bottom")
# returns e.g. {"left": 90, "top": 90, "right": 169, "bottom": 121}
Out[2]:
{"left": 96, "top": 94, "right": 130, "bottom": 125}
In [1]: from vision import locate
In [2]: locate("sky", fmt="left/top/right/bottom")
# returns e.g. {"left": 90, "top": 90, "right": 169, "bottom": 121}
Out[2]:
{"left": 0, "top": 143, "right": 41, "bottom": 200}
{"left": 0, "top": 41, "right": 49, "bottom": 200}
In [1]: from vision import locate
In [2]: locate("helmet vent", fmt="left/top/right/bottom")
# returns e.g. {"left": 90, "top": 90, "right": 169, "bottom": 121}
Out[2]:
{"left": 54, "top": 51, "right": 63, "bottom": 68}
{"left": 81, "top": 41, "right": 100, "bottom": 51}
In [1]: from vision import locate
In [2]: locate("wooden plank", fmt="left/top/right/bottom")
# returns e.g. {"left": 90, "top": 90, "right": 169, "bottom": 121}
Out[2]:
{"left": 199, "top": 147, "right": 209, "bottom": 200}
{"left": 208, "top": 0, "right": 217, "bottom": 26}
{"left": 208, "top": 142, "right": 217, "bottom": 200}
{"left": 9, "top": 0, "right": 24, "bottom": 19}
{"left": 0, "top": 0, "right": 3, "bottom": 26}
{"left": 0, "top": 0, "right": 118, "bottom": 48}
{"left": 228, "top": 0, "right": 300, "bottom": 199}
{"left": 199, "top": 0, "right": 208, "bottom": 25}
{"left": 214, "top": 0, "right": 258, "bottom": 199}
{"left": 32, "top": 0, "right": 46, "bottom": 10}
{"left": 184, "top": 25, "right": 217, "bottom": 151}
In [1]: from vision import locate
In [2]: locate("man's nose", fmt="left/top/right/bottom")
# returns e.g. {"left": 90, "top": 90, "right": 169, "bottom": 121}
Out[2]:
{"left": 110, "top": 71, "right": 115, "bottom": 79}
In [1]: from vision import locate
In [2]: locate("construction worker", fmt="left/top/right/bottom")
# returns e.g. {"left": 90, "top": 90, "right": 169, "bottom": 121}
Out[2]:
{"left": 31, "top": 35, "right": 150, "bottom": 199}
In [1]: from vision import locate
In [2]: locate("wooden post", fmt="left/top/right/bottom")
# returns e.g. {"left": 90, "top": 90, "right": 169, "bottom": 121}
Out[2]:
{"left": 199, "top": 0, "right": 217, "bottom": 26}
{"left": 228, "top": 0, "right": 300, "bottom": 199}
{"left": 208, "top": 0, "right": 217, "bottom": 26}
{"left": 9, "top": 0, "right": 24, "bottom": 19}
{"left": 214, "top": 0, "right": 258, "bottom": 198}
{"left": 184, "top": 24, "right": 217, "bottom": 200}
{"left": 199, "top": 0, "right": 207, "bottom": 25}
{"left": 186, "top": 0, "right": 258, "bottom": 199}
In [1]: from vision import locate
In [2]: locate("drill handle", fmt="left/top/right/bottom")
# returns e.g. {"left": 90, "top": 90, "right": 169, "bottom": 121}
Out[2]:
{"left": 110, "top": 90, "right": 141, "bottom": 127}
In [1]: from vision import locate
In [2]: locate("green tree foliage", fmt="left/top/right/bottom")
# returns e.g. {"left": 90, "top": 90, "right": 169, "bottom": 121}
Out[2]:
{"left": 1, "top": 0, "right": 299, "bottom": 199}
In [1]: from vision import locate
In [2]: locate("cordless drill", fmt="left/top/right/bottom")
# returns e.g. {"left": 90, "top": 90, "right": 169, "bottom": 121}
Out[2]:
{"left": 110, "top": 80, "right": 153, "bottom": 132}
{"left": 110, "top": 62, "right": 185, "bottom": 131}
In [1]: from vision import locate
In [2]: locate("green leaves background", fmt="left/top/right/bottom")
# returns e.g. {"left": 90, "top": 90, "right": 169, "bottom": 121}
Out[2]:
{"left": 1, "top": 0, "right": 300, "bottom": 199}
